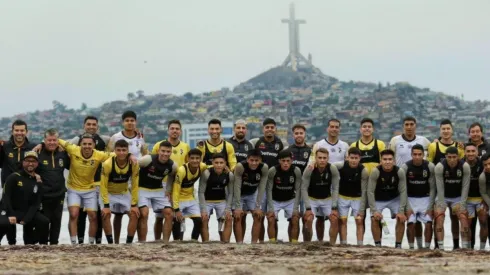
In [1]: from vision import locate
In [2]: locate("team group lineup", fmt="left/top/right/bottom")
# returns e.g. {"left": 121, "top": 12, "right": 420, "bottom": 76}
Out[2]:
{"left": 1, "top": 110, "right": 490, "bottom": 251}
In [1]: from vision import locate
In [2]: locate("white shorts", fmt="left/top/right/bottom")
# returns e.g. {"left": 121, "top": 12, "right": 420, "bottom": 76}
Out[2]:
{"left": 180, "top": 200, "right": 201, "bottom": 218}
{"left": 241, "top": 191, "right": 258, "bottom": 212}
{"left": 206, "top": 201, "right": 227, "bottom": 220}
{"left": 467, "top": 197, "right": 485, "bottom": 218}
{"left": 100, "top": 193, "right": 131, "bottom": 214}
{"left": 444, "top": 197, "right": 463, "bottom": 214}
{"left": 407, "top": 197, "right": 432, "bottom": 224}
{"left": 309, "top": 197, "right": 332, "bottom": 218}
{"left": 67, "top": 188, "right": 98, "bottom": 211}
{"left": 338, "top": 196, "right": 362, "bottom": 218}
{"left": 273, "top": 199, "right": 296, "bottom": 219}
{"left": 138, "top": 189, "right": 171, "bottom": 212}
{"left": 371, "top": 197, "right": 400, "bottom": 219}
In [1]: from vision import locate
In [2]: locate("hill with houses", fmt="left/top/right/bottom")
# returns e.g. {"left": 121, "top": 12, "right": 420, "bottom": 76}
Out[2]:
{"left": 1, "top": 65, "right": 488, "bottom": 145}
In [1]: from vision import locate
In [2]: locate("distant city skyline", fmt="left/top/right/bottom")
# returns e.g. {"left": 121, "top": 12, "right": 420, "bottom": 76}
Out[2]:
{"left": 0, "top": 0, "right": 489, "bottom": 117}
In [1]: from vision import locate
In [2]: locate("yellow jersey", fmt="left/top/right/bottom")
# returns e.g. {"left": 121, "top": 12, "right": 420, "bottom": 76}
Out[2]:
{"left": 427, "top": 141, "right": 464, "bottom": 164}
{"left": 350, "top": 139, "right": 386, "bottom": 174}
{"left": 59, "top": 139, "right": 114, "bottom": 191}
{"left": 197, "top": 139, "right": 237, "bottom": 171}
{"left": 100, "top": 156, "right": 139, "bottom": 206}
{"left": 151, "top": 139, "right": 190, "bottom": 167}
{"left": 172, "top": 162, "right": 207, "bottom": 209}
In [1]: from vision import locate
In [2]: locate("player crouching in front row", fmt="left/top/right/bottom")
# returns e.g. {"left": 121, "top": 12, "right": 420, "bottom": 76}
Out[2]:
{"left": 265, "top": 150, "right": 302, "bottom": 243}
{"left": 199, "top": 153, "right": 234, "bottom": 243}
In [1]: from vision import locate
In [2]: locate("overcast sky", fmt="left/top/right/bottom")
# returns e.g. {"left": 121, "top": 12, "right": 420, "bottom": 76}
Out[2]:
{"left": 0, "top": 0, "right": 489, "bottom": 117}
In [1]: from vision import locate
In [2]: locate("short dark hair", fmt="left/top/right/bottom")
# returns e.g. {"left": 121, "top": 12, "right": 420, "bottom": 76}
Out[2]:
{"left": 188, "top": 148, "right": 203, "bottom": 158}
{"left": 80, "top": 133, "right": 95, "bottom": 143}
{"left": 445, "top": 146, "right": 459, "bottom": 155}
{"left": 263, "top": 118, "right": 276, "bottom": 126}
{"left": 115, "top": 139, "right": 129, "bottom": 148}
{"left": 247, "top": 149, "right": 262, "bottom": 159}
{"left": 464, "top": 142, "right": 477, "bottom": 149}
{"left": 469, "top": 122, "right": 483, "bottom": 133}
{"left": 482, "top": 153, "right": 490, "bottom": 162}
{"left": 403, "top": 116, "right": 417, "bottom": 124}
{"left": 316, "top": 148, "right": 329, "bottom": 155}
{"left": 12, "top": 119, "right": 27, "bottom": 131}
{"left": 159, "top": 141, "right": 172, "bottom": 148}
{"left": 411, "top": 144, "right": 424, "bottom": 153}
{"left": 380, "top": 149, "right": 395, "bottom": 157}
{"left": 360, "top": 118, "right": 374, "bottom": 126}
{"left": 84, "top": 116, "right": 98, "bottom": 124}
{"left": 277, "top": 149, "right": 292, "bottom": 160}
{"left": 168, "top": 119, "right": 182, "bottom": 129}
{"left": 208, "top": 118, "right": 221, "bottom": 127}
{"left": 440, "top": 119, "right": 452, "bottom": 128}
{"left": 122, "top": 110, "right": 137, "bottom": 121}
{"left": 292, "top": 124, "right": 306, "bottom": 132}
{"left": 211, "top": 153, "right": 226, "bottom": 161}
{"left": 348, "top": 147, "right": 361, "bottom": 156}
{"left": 328, "top": 119, "right": 341, "bottom": 127}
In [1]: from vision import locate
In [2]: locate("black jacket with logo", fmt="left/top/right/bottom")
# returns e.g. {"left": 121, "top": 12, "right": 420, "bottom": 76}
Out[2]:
{"left": 0, "top": 136, "right": 37, "bottom": 186}
{"left": 36, "top": 147, "right": 70, "bottom": 199}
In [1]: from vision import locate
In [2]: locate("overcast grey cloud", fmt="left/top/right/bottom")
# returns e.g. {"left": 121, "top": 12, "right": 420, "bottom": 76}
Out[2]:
{"left": 0, "top": 0, "right": 489, "bottom": 117}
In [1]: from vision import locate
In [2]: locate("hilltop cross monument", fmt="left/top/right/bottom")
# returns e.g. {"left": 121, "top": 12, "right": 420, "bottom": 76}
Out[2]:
{"left": 281, "top": 2, "right": 312, "bottom": 71}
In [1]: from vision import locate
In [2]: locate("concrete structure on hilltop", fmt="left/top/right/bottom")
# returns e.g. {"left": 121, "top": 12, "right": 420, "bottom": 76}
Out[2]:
{"left": 281, "top": 2, "right": 313, "bottom": 71}
{"left": 182, "top": 122, "right": 233, "bottom": 148}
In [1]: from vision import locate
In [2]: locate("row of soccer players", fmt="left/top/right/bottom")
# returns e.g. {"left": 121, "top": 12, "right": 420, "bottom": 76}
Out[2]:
{"left": 1, "top": 111, "right": 489, "bottom": 248}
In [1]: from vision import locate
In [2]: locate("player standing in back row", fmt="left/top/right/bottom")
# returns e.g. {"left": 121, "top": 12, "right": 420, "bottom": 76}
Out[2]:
{"left": 197, "top": 119, "right": 237, "bottom": 170}
{"left": 228, "top": 119, "right": 253, "bottom": 163}
{"left": 389, "top": 116, "right": 430, "bottom": 249}
{"left": 309, "top": 119, "right": 349, "bottom": 165}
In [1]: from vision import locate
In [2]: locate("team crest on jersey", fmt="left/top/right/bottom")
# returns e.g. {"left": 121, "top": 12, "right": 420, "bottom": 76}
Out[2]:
{"left": 445, "top": 171, "right": 449, "bottom": 177}
{"left": 408, "top": 171, "right": 414, "bottom": 177}
{"left": 33, "top": 185, "right": 38, "bottom": 193}
{"left": 457, "top": 169, "right": 462, "bottom": 177}
{"left": 90, "top": 160, "right": 95, "bottom": 166}
{"left": 303, "top": 152, "right": 309, "bottom": 159}
{"left": 275, "top": 177, "right": 281, "bottom": 184}
{"left": 163, "top": 169, "right": 169, "bottom": 175}
{"left": 8, "top": 153, "right": 13, "bottom": 158}
{"left": 289, "top": 176, "right": 294, "bottom": 183}
{"left": 423, "top": 170, "right": 428, "bottom": 178}
{"left": 244, "top": 144, "right": 249, "bottom": 151}
{"left": 136, "top": 141, "right": 140, "bottom": 147}
{"left": 275, "top": 143, "right": 280, "bottom": 150}
{"left": 180, "top": 149, "right": 184, "bottom": 155}
{"left": 95, "top": 140, "right": 99, "bottom": 145}
{"left": 255, "top": 174, "right": 260, "bottom": 181}
{"left": 59, "top": 159, "right": 64, "bottom": 167}
{"left": 223, "top": 179, "right": 227, "bottom": 184}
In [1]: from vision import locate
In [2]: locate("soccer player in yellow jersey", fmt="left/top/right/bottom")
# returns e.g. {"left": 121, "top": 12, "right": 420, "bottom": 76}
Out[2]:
{"left": 151, "top": 119, "right": 191, "bottom": 240}
{"left": 172, "top": 149, "right": 207, "bottom": 241}
{"left": 350, "top": 118, "right": 386, "bottom": 174}
{"left": 57, "top": 133, "right": 116, "bottom": 245}
{"left": 427, "top": 119, "right": 464, "bottom": 165}
{"left": 100, "top": 140, "right": 140, "bottom": 244}
{"left": 197, "top": 118, "right": 237, "bottom": 171}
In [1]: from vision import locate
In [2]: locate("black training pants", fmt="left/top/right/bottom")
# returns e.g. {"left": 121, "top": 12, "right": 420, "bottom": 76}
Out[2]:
{"left": 0, "top": 212, "right": 49, "bottom": 245}
{"left": 42, "top": 196, "right": 65, "bottom": 245}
